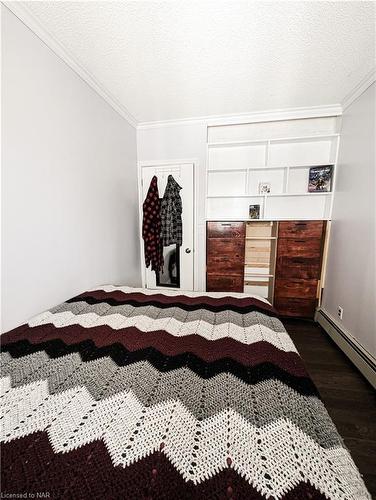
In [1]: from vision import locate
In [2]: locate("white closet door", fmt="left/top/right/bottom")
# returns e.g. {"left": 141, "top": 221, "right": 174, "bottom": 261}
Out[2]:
{"left": 141, "top": 163, "right": 194, "bottom": 291}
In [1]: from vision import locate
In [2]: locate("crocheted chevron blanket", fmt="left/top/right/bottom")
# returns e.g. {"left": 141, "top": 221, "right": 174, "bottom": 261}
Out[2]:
{"left": 0, "top": 286, "right": 370, "bottom": 500}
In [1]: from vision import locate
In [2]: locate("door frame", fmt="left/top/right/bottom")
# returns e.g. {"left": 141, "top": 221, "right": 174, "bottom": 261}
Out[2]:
{"left": 137, "top": 158, "right": 199, "bottom": 290}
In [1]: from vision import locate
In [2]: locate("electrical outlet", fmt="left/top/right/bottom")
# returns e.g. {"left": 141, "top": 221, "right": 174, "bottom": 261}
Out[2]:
{"left": 338, "top": 306, "right": 343, "bottom": 320}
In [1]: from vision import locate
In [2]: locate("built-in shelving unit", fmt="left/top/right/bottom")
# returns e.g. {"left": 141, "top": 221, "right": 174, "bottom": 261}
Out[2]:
{"left": 206, "top": 126, "right": 340, "bottom": 221}
{"left": 244, "top": 221, "right": 278, "bottom": 302}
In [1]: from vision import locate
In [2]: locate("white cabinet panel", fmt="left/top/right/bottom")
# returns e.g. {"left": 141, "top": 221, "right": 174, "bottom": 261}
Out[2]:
{"left": 269, "top": 139, "right": 333, "bottom": 166}
{"left": 208, "top": 170, "right": 247, "bottom": 196}
{"left": 265, "top": 195, "right": 328, "bottom": 219}
{"left": 288, "top": 168, "right": 310, "bottom": 193}
{"left": 208, "top": 117, "right": 338, "bottom": 143}
{"left": 208, "top": 144, "right": 266, "bottom": 169}
{"left": 207, "top": 197, "right": 263, "bottom": 219}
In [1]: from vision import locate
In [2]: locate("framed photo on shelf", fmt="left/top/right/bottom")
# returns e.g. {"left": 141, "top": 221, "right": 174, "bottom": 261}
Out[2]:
{"left": 308, "top": 165, "right": 333, "bottom": 192}
{"left": 259, "top": 182, "right": 271, "bottom": 194}
{"left": 249, "top": 204, "right": 260, "bottom": 219}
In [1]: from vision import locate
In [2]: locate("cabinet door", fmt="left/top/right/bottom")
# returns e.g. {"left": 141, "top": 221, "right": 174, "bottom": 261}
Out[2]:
{"left": 207, "top": 255, "right": 244, "bottom": 275}
{"left": 274, "top": 278, "right": 317, "bottom": 299}
{"left": 207, "top": 275, "right": 244, "bottom": 293}
{"left": 207, "top": 222, "right": 245, "bottom": 239}
{"left": 278, "top": 221, "right": 325, "bottom": 239}
{"left": 276, "top": 256, "right": 321, "bottom": 279}
{"left": 207, "top": 238, "right": 245, "bottom": 275}
{"left": 277, "top": 238, "right": 322, "bottom": 258}
{"left": 274, "top": 297, "right": 317, "bottom": 318}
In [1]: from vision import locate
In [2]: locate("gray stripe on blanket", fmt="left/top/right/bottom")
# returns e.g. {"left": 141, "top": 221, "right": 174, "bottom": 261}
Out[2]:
{"left": 49, "top": 301, "right": 285, "bottom": 331}
{"left": 2, "top": 351, "right": 341, "bottom": 449}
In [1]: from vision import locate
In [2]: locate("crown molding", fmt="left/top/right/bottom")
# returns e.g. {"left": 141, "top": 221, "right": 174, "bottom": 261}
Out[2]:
{"left": 3, "top": 1, "right": 138, "bottom": 128}
{"left": 342, "top": 68, "right": 376, "bottom": 112}
{"left": 137, "top": 104, "right": 342, "bottom": 130}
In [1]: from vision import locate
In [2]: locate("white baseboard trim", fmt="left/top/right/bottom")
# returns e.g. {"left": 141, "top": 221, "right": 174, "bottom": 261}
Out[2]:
{"left": 315, "top": 308, "right": 376, "bottom": 388}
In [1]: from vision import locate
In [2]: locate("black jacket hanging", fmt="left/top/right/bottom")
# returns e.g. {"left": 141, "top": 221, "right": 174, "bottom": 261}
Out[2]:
{"left": 142, "top": 175, "right": 164, "bottom": 273}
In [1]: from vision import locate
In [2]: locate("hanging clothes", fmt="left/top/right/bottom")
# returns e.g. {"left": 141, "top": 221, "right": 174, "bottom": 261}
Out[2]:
{"left": 160, "top": 175, "right": 183, "bottom": 246}
{"left": 142, "top": 175, "right": 164, "bottom": 273}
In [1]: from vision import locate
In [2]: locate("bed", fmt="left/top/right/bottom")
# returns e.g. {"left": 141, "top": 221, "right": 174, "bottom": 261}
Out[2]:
{"left": 0, "top": 286, "right": 370, "bottom": 499}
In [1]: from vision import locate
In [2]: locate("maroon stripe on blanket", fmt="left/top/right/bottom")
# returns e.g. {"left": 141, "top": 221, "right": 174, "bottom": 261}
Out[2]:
{"left": 1, "top": 432, "right": 328, "bottom": 500}
{"left": 74, "top": 289, "right": 276, "bottom": 313}
{"left": 1, "top": 323, "right": 31, "bottom": 343}
{"left": 9, "top": 323, "right": 307, "bottom": 376}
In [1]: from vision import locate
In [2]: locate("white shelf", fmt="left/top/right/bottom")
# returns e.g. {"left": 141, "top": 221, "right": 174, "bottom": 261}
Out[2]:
{"left": 208, "top": 167, "right": 248, "bottom": 173}
{"left": 246, "top": 236, "right": 277, "bottom": 240}
{"left": 208, "top": 139, "right": 268, "bottom": 148}
{"left": 206, "top": 130, "right": 339, "bottom": 221}
{"left": 206, "top": 217, "right": 331, "bottom": 221}
{"left": 208, "top": 164, "right": 334, "bottom": 173}
{"left": 207, "top": 194, "right": 265, "bottom": 199}
{"left": 267, "top": 192, "right": 331, "bottom": 197}
{"left": 244, "top": 274, "right": 274, "bottom": 278}
{"left": 269, "top": 134, "right": 339, "bottom": 143}
{"left": 207, "top": 134, "right": 339, "bottom": 148}
{"left": 287, "top": 163, "right": 334, "bottom": 169}
{"left": 207, "top": 192, "right": 332, "bottom": 199}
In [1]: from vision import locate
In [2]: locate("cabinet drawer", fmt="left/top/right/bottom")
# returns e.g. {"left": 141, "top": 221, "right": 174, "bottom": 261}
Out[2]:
{"left": 274, "top": 278, "right": 317, "bottom": 299}
{"left": 207, "top": 275, "right": 244, "bottom": 293}
{"left": 276, "top": 256, "right": 321, "bottom": 279}
{"left": 207, "top": 255, "right": 244, "bottom": 275}
{"left": 278, "top": 221, "right": 325, "bottom": 239}
{"left": 207, "top": 238, "right": 245, "bottom": 258}
{"left": 207, "top": 221, "right": 245, "bottom": 239}
{"left": 277, "top": 237, "right": 322, "bottom": 258}
{"left": 274, "top": 297, "right": 317, "bottom": 318}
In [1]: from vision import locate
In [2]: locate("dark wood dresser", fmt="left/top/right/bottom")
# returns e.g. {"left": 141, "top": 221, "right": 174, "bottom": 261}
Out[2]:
{"left": 206, "top": 220, "right": 327, "bottom": 318}
{"left": 274, "top": 221, "right": 326, "bottom": 318}
{"left": 206, "top": 221, "right": 245, "bottom": 292}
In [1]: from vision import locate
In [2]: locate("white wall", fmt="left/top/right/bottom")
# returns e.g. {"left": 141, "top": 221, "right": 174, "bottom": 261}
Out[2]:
{"left": 1, "top": 7, "right": 140, "bottom": 332}
{"left": 137, "top": 122, "right": 208, "bottom": 290}
{"left": 322, "top": 82, "right": 375, "bottom": 359}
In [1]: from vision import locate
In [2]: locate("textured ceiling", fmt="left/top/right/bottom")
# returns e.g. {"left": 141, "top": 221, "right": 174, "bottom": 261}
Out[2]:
{"left": 16, "top": 1, "right": 376, "bottom": 123}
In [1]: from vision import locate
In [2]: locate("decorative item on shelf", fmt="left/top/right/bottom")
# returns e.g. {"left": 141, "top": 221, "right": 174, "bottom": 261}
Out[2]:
{"left": 259, "top": 182, "right": 271, "bottom": 194}
{"left": 308, "top": 165, "right": 333, "bottom": 192}
{"left": 249, "top": 204, "right": 260, "bottom": 219}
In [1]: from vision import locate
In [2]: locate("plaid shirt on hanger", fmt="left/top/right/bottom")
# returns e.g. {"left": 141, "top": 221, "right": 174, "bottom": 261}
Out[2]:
{"left": 161, "top": 175, "right": 182, "bottom": 246}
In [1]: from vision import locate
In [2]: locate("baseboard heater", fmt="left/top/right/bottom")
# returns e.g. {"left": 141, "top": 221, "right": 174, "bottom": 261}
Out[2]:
{"left": 315, "top": 308, "right": 376, "bottom": 389}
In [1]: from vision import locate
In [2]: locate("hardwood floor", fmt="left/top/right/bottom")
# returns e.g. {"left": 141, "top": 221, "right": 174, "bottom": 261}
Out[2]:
{"left": 283, "top": 319, "right": 376, "bottom": 498}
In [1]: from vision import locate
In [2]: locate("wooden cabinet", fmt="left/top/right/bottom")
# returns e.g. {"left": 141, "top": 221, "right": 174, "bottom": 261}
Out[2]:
{"left": 206, "top": 222, "right": 245, "bottom": 292}
{"left": 207, "top": 221, "right": 245, "bottom": 239}
{"left": 278, "top": 221, "right": 325, "bottom": 239}
{"left": 206, "top": 220, "right": 327, "bottom": 319}
{"left": 274, "top": 221, "right": 326, "bottom": 318}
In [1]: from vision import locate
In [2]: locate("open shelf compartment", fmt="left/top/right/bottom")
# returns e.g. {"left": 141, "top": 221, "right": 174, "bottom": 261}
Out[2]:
{"left": 244, "top": 221, "right": 278, "bottom": 302}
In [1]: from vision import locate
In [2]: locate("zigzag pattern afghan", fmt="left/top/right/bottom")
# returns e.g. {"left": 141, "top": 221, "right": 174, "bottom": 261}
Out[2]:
{"left": 1, "top": 286, "right": 370, "bottom": 500}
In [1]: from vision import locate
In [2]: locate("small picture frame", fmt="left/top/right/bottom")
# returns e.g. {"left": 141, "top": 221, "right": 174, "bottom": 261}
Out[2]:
{"left": 259, "top": 182, "right": 271, "bottom": 194}
{"left": 308, "top": 165, "right": 333, "bottom": 192}
{"left": 249, "top": 204, "right": 260, "bottom": 219}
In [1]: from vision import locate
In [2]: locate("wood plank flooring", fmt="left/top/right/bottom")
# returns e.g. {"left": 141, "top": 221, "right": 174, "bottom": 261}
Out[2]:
{"left": 283, "top": 319, "right": 376, "bottom": 498}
